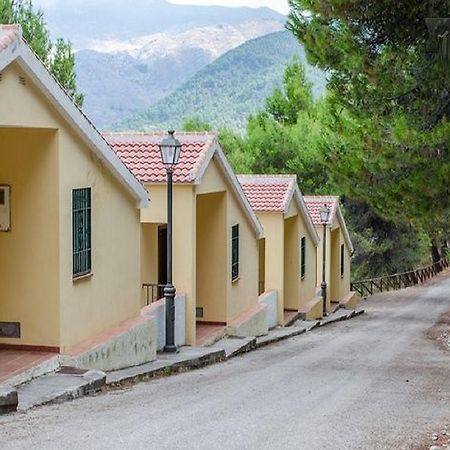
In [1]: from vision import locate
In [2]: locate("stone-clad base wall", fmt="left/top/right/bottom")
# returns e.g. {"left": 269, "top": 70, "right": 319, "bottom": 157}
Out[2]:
{"left": 258, "top": 291, "right": 278, "bottom": 330}
{"left": 61, "top": 314, "right": 157, "bottom": 372}
{"left": 227, "top": 303, "right": 268, "bottom": 338}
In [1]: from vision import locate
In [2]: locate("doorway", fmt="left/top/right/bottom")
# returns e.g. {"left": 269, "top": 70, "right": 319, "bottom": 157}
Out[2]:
{"left": 158, "top": 225, "right": 167, "bottom": 300}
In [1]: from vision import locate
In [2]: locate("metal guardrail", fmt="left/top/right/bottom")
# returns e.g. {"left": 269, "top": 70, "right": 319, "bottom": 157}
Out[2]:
{"left": 143, "top": 283, "right": 165, "bottom": 306}
{"left": 351, "top": 257, "right": 449, "bottom": 297}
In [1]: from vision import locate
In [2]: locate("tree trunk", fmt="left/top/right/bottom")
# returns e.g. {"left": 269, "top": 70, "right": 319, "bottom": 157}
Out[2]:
{"left": 431, "top": 242, "right": 441, "bottom": 263}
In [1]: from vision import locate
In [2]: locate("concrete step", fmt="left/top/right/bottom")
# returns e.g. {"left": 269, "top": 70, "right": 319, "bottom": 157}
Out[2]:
{"left": 106, "top": 347, "right": 226, "bottom": 386}
{"left": 0, "top": 386, "right": 18, "bottom": 415}
{"left": 256, "top": 326, "right": 307, "bottom": 348}
{"left": 283, "top": 310, "right": 302, "bottom": 327}
{"left": 16, "top": 368, "right": 106, "bottom": 412}
{"left": 210, "top": 336, "right": 256, "bottom": 359}
{"left": 318, "top": 309, "right": 352, "bottom": 327}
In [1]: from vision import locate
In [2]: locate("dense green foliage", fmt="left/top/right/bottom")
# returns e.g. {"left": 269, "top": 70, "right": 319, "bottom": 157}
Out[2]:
{"left": 118, "top": 31, "right": 326, "bottom": 131}
{"left": 211, "top": 57, "right": 434, "bottom": 279}
{"left": 222, "top": 60, "right": 331, "bottom": 194}
{"left": 288, "top": 0, "right": 449, "bottom": 262}
{"left": 0, "top": 0, "right": 83, "bottom": 106}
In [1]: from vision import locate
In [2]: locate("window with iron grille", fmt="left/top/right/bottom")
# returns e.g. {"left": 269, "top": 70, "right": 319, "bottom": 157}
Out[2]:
{"left": 72, "top": 188, "right": 91, "bottom": 277}
{"left": 231, "top": 224, "right": 239, "bottom": 281}
{"left": 340, "top": 243, "right": 345, "bottom": 278}
{"left": 300, "top": 236, "right": 306, "bottom": 279}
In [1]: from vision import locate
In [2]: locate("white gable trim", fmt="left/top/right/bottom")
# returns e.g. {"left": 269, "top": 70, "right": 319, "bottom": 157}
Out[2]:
{"left": 287, "top": 186, "right": 320, "bottom": 247}
{"left": 335, "top": 205, "right": 354, "bottom": 254}
{"left": 0, "top": 35, "right": 148, "bottom": 208}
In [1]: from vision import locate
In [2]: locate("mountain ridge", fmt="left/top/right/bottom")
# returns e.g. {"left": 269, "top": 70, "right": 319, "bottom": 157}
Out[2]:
{"left": 39, "top": 0, "right": 285, "bottom": 49}
{"left": 115, "top": 31, "right": 327, "bottom": 132}
{"left": 76, "top": 19, "right": 285, "bottom": 128}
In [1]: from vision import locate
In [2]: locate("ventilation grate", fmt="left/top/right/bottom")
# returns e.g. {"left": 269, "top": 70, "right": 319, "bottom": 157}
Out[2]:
{"left": 0, "top": 322, "right": 20, "bottom": 338}
{"left": 18, "top": 75, "right": 26, "bottom": 85}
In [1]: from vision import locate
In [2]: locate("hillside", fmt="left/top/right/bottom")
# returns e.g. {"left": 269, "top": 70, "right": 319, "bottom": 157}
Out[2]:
{"left": 75, "top": 20, "right": 284, "bottom": 128}
{"left": 116, "top": 31, "right": 327, "bottom": 132}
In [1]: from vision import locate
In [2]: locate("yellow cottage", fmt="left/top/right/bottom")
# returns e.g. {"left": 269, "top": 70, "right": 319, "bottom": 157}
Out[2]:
{"left": 0, "top": 25, "right": 153, "bottom": 373}
{"left": 105, "top": 132, "right": 267, "bottom": 346}
{"left": 239, "top": 175, "right": 321, "bottom": 324}
{"left": 304, "top": 196, "right": 359, "bottom": 312}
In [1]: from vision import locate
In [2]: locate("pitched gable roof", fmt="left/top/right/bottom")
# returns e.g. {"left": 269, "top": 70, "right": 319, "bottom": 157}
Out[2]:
{"left": 237, "top": 175, "right": 295, "bottom": 213}
{"left": 303, "top": 196, "right": 339, "bottom": 226}
{"left": 0, "top": 25, "right": 147, "bottom": 208}
{"left": 103, "top": 132, "right": 216, "bottom": 184}
{"left": 105, "top": 132, "right": 263, "bottom": 239}
{"left": 238, "top": 175, "right": 319, "bottom": 245}
{"left": 304, "top": 196, "right": 354, "bottom": 253}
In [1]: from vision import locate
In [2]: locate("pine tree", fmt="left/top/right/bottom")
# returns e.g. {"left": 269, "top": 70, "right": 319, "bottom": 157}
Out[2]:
{"left": 1, "top": 0, "right": 83, "bottom": 107}
{"left": 288, "top": 0, "right": 450, "bottom": 260}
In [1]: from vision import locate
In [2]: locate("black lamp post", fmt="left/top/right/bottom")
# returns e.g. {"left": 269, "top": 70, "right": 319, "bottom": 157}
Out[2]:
{"left": 320, "top": 204, "right": 331, "bottom": 317}
{"left": 159, "top": 130, "right": 182, "bottom": 353}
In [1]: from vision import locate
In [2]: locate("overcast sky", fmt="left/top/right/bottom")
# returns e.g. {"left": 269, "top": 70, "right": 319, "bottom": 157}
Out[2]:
{"left": 33, "top": 0, "right": 290, "bottom": 15}
{"left": 169, "top": 1, "right": 289, "bottom": 14}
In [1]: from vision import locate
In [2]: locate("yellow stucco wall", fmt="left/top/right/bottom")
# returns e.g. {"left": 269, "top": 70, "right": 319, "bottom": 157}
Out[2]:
{"left": 315, "top": 220, "right": 351, "bottom": 307}
{"left": 141, "top": 156, "right": 260, "bottom": 342}
{"left": 330, "top": 227, "right": 351, "bottom": 303}
{"left": 259, "top": 213, "right": 285, "bottom": 325}
{"left": 315, "top": 226, "right": 332, "bottom": 310}
{"left": 0, "top": 129, "right": 60, "bottom": 347}
{"left": 196, "top": 192, "right": 227, "bottom": 322}
{"left": 59, "top": 130, "right": 142, "bottom": 351}
{"left": 197, "top": 157, "right": 260, "bottom": 323}
{"left": 226, "top": 190, "right": 259, "bottom": 323}
{"left": 284, "top": 215, "right": 299, "bottom": 310}
{"left": 140, "top": 223, "right": 159, "bottom": 305}
{"left": 0, "top": 61, "right": 143, "bottom": 351}
{"left": 258, "top": 197, "right": 318, "bottom": 322}
{"left": 258, "top": 238, "right": 266, "bottom": 293}
{"left": 297, "top": 207, "right": 318, "bottom": 312}
{"left": 142, "top": 183, "right": 197, "bottom": 345}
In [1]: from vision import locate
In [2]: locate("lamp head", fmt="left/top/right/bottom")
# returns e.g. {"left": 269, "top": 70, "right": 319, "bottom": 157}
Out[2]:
{"left": 159, "top": 130, "right": 182, "bottom": 169}
{"left": 320, "top": 203, "right": 331, "bottom": 224}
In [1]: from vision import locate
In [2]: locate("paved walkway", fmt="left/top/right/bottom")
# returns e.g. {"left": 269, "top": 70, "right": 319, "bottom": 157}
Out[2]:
{"left": 1, "top": 272, "right": 449, "bottom": 449}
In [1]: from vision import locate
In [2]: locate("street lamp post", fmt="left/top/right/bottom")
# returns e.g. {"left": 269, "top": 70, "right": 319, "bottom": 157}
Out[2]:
{"left": 159, "top": 130, "right": 182, "bottom": 353}
{"left": 320, "top": 204, "right": 331, "bottom": 317}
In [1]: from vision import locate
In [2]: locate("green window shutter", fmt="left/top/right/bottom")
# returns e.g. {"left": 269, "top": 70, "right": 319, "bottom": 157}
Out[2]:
{"left": 340, "top": 244, "right": 345, "bottom": 278}
{"left": 232, "top": 224, "right": 239, "bottom": 281}
{"left": 72, "top": 188, "right": 92, "bottom": 277}
{"left": 300, "top": 236, "right": 306, "bottom": 279}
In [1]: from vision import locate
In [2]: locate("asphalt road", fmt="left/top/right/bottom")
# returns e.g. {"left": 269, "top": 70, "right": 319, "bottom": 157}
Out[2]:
{"left": 1, "top": 272, "right": 450, "bottom": 450}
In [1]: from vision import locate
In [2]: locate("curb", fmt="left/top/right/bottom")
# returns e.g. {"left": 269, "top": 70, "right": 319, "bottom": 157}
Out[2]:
{"left": 256, "top": 328, "right": 307, "bottom": 349}
{"left": 0, "top": 386, "right": 18, "bottom": 415}
{"left": 106, "top": 349, "right": 226, "bottom": 388}
{"left": 226, "top": 338, "right": 257, "bottom": 359}
{"left": 317, "top": 314, "right": 350, "bottom": 328}
{"left": 17, "top": 370, "right": 106, "bottom": 412}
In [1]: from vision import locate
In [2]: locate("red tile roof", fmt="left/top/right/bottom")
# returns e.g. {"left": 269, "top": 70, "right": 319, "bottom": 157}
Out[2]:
{"left": 303, "top": 196, "right": 339, "bottom": 225}
{"left": 0, "top": 25, "right": 20, "bottom": 52}
{"left": 238, "top": 175, "right": 296, "bottom": 212}
{"left": 103, "top": 132, "right": 216, "bottom": 184}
